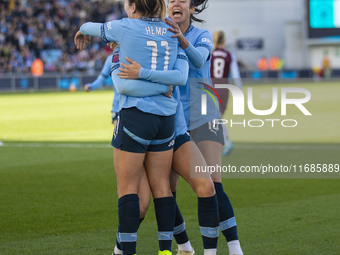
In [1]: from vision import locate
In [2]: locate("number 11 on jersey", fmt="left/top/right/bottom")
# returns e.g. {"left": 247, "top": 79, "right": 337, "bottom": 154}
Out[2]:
{"left": 147, "top": 40, "right": 170, "bottom": 71}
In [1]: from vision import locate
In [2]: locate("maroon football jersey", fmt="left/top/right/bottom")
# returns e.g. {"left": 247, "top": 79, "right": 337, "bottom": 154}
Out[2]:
{"left": 210, "top": 48, "right": 232, "bottom": 79}
{"left": 211, "top": 48, "right": 232, "bottom": 114}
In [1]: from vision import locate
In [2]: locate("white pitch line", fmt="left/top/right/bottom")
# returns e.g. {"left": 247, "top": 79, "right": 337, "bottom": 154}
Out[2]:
{"left": 236, "top": 144, "right": 340, "bottom": 150}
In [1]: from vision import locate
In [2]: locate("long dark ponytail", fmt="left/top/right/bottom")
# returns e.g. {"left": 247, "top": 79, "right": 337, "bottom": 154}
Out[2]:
{"left": 190, "top": 0, "right": 208, "bottom": 23}
{"left": 129, "top": 0, "right": 166, "bottom": 19}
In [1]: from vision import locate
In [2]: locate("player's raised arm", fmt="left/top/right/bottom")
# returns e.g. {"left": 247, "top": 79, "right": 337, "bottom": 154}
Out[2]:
{"left": 80, "top": 22, "right": 102, "bottom": 37}
{"left": 165, "top": 18, "right": 212, "bottom": 69}
{"left": 183, "top": 42, "right": 210, "bottom": 69}
{"left": 75, "top": 21, "right": 122, "bottom": 50}
{"left": 165, "top": 18, "right": 189, "bottom": 49}
{"left": 74, "top": 23, "right": 102, "bottom": 50}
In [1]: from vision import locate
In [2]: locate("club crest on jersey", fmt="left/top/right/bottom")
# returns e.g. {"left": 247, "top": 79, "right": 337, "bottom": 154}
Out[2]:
{"left": 112, "top": 53, "right": 119, "bottom": 63}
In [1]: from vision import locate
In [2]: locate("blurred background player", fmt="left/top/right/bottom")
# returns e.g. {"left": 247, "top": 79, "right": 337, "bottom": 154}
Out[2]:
{"left": 211, "top": 31, "right": 242, "bottom": 156}
{"left": 84, "top": 52, "right": 119, "bottom": 124}
{"left": 31, "top": 52, "right": 44, "bottom": 76}
{"left": 322, "top": 52, "right": 332, "bottom": 79}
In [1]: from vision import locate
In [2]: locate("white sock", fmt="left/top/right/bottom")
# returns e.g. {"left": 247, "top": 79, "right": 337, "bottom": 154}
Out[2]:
{"left": 204, "top": 248, "right": 217, "bottom": 255}
{"left": 113, "top": 245, "right": 122, "bottom": 255}
{"left": 178, "top": 241, "right": 193, "bottom": 252}
{"left": 228, "top": 240, "right": 243, "bottom": 255}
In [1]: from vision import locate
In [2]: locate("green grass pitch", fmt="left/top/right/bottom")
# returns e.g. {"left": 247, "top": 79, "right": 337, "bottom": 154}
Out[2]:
{"left": 0, "top": 81, "right": 339, "bottom": 254}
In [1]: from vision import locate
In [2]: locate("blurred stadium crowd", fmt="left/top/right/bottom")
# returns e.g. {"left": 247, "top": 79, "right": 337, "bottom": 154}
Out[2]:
{"left": 0, "top": 0, "right": 125, "bottom": 74}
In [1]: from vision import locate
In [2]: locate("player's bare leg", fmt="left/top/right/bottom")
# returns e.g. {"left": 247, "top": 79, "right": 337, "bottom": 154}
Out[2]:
{"left": 145, "top": 150, "right": 176, "bottom": 254}
{"left": 139, "top": 165, "right": 151, "bottom": 219}
{"left": 173, "top": 141, "right": 214, "bottom": 197}
{"left": 197, "top": 141, "right": 243, "bottom": 255}
{"left": 172, "top": 141, "right": 219, "bottom": 255}
{"left": 113, "top": 148, "right": 145, "bottom": 255}
{"left": 114, "top": 149, "right": 144, "bottom": 198}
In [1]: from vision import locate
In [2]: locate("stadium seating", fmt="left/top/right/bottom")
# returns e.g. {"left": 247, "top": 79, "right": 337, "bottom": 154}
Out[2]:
{"left": 0, "top": 0, "right": 125, "bottom": 74}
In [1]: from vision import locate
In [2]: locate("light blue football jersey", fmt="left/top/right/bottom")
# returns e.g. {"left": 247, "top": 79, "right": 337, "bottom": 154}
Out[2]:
{"left": 179, "top": 25, "right": 221, "bottom": 130}
{"left": 110, "top": 49, "right": 188, "bottom": 137}
{"left": 173, "top": 86, "right": 188, "bottom": 136}
{"left": 101, "top": 17, "right": 182, "bottom": 116}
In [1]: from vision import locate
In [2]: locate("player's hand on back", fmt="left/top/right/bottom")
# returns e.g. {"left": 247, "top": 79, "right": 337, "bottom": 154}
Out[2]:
{"left": 74, "top": 31, "right": 91, "bottom": 50}
{"left": 107, "top": 42, "right": 118, "bottom": 51}
{"left": 163, "top": 85, "right": 173, "bottom": 98}
{"left": 117, "top": 57, "right": 142, "bottom": 80}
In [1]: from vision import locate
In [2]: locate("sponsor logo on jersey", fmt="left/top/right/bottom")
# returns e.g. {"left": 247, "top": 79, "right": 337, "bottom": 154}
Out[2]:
{"left": 202, "top": 37, "right": 213, "bottom": 46}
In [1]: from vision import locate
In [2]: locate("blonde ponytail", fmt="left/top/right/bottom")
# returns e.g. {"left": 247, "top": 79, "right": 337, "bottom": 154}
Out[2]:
{"left": 213, "top": 31, "right": 225, "bottom": 50}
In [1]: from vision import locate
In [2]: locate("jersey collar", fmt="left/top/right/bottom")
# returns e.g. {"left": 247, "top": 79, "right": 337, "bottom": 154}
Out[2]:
{"left": 140, "top": 17, "right": 162, "bottom": 22}
{"left": 184, "top": 25, "right": 194, "bottom": 37}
